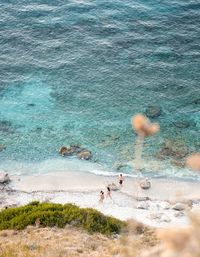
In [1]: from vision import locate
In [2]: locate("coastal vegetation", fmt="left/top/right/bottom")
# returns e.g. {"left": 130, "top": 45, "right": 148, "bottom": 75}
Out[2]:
{"left": 0, "top": 202, "right": 124, "bottom": 235}
{"left": 0, "top": 201, "right": 199, "bottom": 257}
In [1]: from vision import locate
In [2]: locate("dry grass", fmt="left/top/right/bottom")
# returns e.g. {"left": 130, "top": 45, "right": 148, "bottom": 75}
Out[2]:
{"left": 1, "top": 212, "right": 200, "bottom": 257}
{"left": 0, "top": 221, "right": 158, "bottom": 257}
{"left": 0, "top": 226, "right": 120, "bottom": 257}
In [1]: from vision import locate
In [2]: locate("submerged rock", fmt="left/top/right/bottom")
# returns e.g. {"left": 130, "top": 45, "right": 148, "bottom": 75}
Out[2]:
{"left": 27, "top": 103, "right": 36, "bottom": 107}
{"left": 193, "top": 99, "right": 200, "bottom": 105}
{"left": 156, "top": 140, "right": 189, "bottom": 160}
{"left": 145, "top": 106, "right": 162, "bottom": 118}
{"left": 0, "top": 171, "right": 10, "bottom": 184}
{"left": 0, "top": 120, "right": 14, "bottom": 134}
{"left": 0, "top": 144, "right": 6, "bottom": 152}
{"left": 174, "top": 121, "right": 190, "bottom": 129}
{"left": 171, "top": 159, "right": 185, "bottom": 168}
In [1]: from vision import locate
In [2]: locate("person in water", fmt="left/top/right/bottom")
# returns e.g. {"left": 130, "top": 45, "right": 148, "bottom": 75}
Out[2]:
{"left": 106, "top": 186, "right": 112, "bottom": 199}
{"left": 99, "top": 190, "right": 105, "bottom": 204}
{"left": 119, "top": 174, "right": 124, "bottom": 186}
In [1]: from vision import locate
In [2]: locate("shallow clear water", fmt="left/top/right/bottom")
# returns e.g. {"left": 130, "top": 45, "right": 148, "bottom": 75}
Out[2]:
{"left": 0, "top": 0, "right": 200, "bottom": 179}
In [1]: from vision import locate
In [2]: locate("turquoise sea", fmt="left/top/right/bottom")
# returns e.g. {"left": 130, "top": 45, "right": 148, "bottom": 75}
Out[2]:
{"left": 0, "top": 0, "right": 200, "bottom": 180}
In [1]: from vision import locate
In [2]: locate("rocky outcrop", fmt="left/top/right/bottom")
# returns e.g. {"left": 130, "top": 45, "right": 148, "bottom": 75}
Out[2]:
{"left": 145, "top": 106, "right": 162, "bottom": 118}
{"left": 0, "top": 171, "right": 10, "bottom": 184}
{"left": 59, "top": 145, "right": 92, "bottom": 160}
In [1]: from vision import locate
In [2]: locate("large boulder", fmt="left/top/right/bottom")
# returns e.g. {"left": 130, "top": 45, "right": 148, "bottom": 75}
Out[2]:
{"left": 139, "top": 179, "right": 151, "bottom": 190}
{"left": 59, "top": 145, "right": 92, "bottom": 160}
{"left": 77, "top": 150, "right": 92, "bottom": 160}
{"left": 145, "top": 106, "right": 162, "bottom": 118}
{"left": 0, "top": 171, "right": 10, "bottom": 184}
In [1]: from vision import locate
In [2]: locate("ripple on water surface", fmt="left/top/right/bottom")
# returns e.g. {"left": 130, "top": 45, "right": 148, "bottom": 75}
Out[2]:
{"left": 0, "top": 0, "right": 200, "bottom": 179}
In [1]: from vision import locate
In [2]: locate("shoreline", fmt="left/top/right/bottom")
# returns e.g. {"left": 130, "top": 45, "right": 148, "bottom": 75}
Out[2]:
{"left": 11, "top": 170, "right": 200, "bottom": 201}
{"left": 0, "top": 170, "right": 199, "bottom": 228}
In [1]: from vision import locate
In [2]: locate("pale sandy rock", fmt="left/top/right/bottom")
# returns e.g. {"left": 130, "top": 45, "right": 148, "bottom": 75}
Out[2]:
{"left": 159, "top": 202, "right": 171, "bottom": 210}
{"left": 0, "top": 171, "right": 10, "bottom": 183}
{"left": 137, "top": 201, "right": 149, "bottom": 210}
{"left": 171, "top": 203, "right": 187, "bottom": 211}
{"left": 148, "top": 213, "right": 163, "bottom": 220}
{"left": 160, "top": 215, "right": 171, "bottom": 223}
{"left": 174, "top": 211, "right": 184, "bottom": 218}
{"left": 139, "top": 179, "right": 151, "bottom": 190}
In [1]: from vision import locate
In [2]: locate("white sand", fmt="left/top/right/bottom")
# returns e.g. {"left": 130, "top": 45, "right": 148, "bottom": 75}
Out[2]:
{"left": 12, "top": 170, "right": 200, "bottom": 200}
{"left": 3, "top": 171, "right": 200, "bottom": 228}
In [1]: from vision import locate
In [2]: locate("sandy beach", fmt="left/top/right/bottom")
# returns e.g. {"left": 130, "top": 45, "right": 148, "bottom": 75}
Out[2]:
{"left": 1, "top": 170, "right": 199, "bottom": 228}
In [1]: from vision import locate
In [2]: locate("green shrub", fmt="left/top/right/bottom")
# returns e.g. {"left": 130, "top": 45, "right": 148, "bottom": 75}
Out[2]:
{"left": 0, "top": 203, "right": 124, "bottom": 235}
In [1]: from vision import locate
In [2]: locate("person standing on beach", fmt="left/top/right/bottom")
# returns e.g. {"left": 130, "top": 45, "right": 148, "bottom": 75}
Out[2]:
{"left": 99, "top": 190, "right": 105, "bottom": 204}
{"left": 119, "top": 174, "right": 124, "bottom": 186}
{"left": 106, "top": 186, "right": 112, "bottom": 199}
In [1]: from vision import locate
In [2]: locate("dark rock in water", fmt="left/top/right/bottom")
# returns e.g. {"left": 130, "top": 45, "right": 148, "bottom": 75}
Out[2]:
{"left": 27, "top": 103, "right": 35, "bottom": 107}
{"left": 0, "top": 120, "right": 14, "bottom": 134}
{"left": 174, "top": 121, "right": 190, "bottom": 129}
{"left": 0, "top": 144, "right": 6, "bottom": 152}
{"left": 171, "top": 159, "right": 185, "bottom": 168}
{"left": 193, "top": 99, "right": 200, "bottom": 105}
{"left": 0, "top": 171, "right": 10, "bottom": 184}
{"left": 69, "top": 144, "right": 85, "bottom": 154}
{"left": 35, "top": 127, "right": 42, "bottom": 132}
{"left": 156, "top": 140, "right": 189, "bottom": 160}
{"left": 145, "top": 106, "right": 162, "bottom": 118}
{"left": 59, "top": 145, "right": 92, "bottom": 160}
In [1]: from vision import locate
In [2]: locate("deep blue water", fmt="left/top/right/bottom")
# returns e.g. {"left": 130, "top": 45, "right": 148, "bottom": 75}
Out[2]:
{"left": 0, "top": 0, "right": 200, "bottom": 179}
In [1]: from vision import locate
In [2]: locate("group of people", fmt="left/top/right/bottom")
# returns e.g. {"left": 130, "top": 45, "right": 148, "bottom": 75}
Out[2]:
{"left": 98, "top": 174, "right": 124, "bottom": 204}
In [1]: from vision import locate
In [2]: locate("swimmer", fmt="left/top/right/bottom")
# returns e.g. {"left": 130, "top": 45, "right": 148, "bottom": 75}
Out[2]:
{"left": 119, "top": 174, "right": 124, "bottom": 186}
